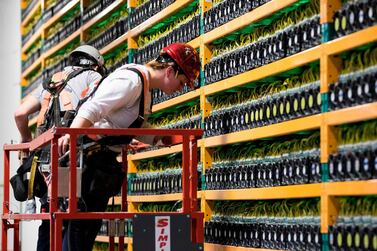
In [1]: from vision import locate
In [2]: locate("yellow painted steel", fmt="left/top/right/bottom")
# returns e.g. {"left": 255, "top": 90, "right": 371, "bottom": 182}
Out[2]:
{"left": 200, "top": 42, "right": 212, "bottom": 68}
{"left": 43, "top": 29, "right": 81, "bottom": 60}
{"left": 200, "top": 0, "right": 212, "bottom": 13}
{"left": 205, "top": 184, "right": 322, "bottom": 200}
{"left": 101, "top": 33, "right": 129, "bottom": 54}
{"left": 325, "top": 102, "right": 377, "bottom": 126}
{"left": 320, "top": 54, "right": 341, "bottom": 93}
{"left": 187, "top": 36, "right": 201, "bottom": 49}
{"left": 201, "top": 146, "right": 213, "bottom": 173}
{"left": 128, "top": 144, "right": 183, "bottom": 161}
{"left": 18, "top": 0, "right": 377, "bottom": 247}
{"left": 127, "top": 35, "right": 138, "bottom": 49}
{"left": 21, "top": 0, "right": 27, "bottom": 9}
{"left": 21, "top": 1, "right": 41, "bottom": 27}
{"left": 21, "top": 57, "right": 42, "bottom": 79}
{"left": 320, "top": 195, "right": 339, "bottom": 233}
{"left": 324, "top": 25, "right": 377, "bottom": 56}
{"left": 127, "top": 0, "right": 138, "bottom": 8}
{"left": 201, "top": 90, "right": 212, "bottom": 119}
{"left": 205, "top": 243, "right": 283, "bottom": 251}
{"left": 325, "top": 180, "right": 377, "bottom": 196}
{"left": 128, "top": 191, "right": 202, "bottom": 202}
{"left": 320, "top": 0, "right": 341, "bottom": 23}
{"left": 128, "top": 159, "right": 138, "bottom": 173}
{"left": 320, "top": 124, "right": 337, "bottom": 163}
{"left": 201, "top": 195, "right": 214, "bottom": 222}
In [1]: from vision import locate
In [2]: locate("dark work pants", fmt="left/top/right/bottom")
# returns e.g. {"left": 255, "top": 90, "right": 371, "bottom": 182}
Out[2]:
{"left": 62, "top": 148, "right": 122, "bottom": 251}
{"left": 36, "top": 219, "right": 50, "bottom": 251}
{"left": 37, "top": 195, "right": 49, "bottom": 251}
{"left": 62, "top": 194, "right": 110, "bottom": 251}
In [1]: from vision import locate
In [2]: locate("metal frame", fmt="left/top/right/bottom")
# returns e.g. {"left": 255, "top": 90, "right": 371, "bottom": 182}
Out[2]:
{"left": 2, "top": 127, "right": 203, "bottom": 251}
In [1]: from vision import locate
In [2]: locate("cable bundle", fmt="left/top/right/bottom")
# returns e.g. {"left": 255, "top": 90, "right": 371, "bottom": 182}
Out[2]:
{"left": 129, "top": 0, "right": 176, "bottom": 29}
{"left": 82, "top": 0, "right": 117, "bottom": 24}
{"left": 330, "top": 46, "right": 377, "bottom": 110}
{"left": 134, "top": 2, "right": 200, "bottom": 65}
{"left": 205, "top": 199, "right": 321, "bottom": 250}
{"left": 206, "top": 132, "right": 320, "bottom": 189}
{"left": 205, "top": 0, "right": 320, "bottom": 85}
{"left": 205, "top": 66, "right": 320, "bottom": 137}
{"left": 203, "top": 0, "right": 269, "bottom": 33}
{"left": 149, "top": 103, "right": 201, "bottom": 130}
{"left": 104, "top": 44, "right": 129, "bottom": 73}
{"left": 42, "top": 5, "right": 81, "bottom": 53}
{"left": 329, "top": 196, "right": 377, "bottom": 251}
{"left": 333, "top": 0, "right": 377, "bottom": 39}
{"left": 329, "top": 119, "right": 377, "bottom": 181}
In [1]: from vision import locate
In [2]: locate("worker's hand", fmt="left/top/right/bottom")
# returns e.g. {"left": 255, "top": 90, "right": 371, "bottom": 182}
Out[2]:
{"left": 18, "top": 150, "right": 29, "bottom": 163}
{"left": 129, "top": 139, "right": 150, "bottom": 151}
{"left": 162, "top": 135, "right": 183, "bottom": 146}
{"left": 58, "top": 134, "right": 70, "bottom": 156}
{"left": 18, "top": 138, "right": 32, "bottom": 161}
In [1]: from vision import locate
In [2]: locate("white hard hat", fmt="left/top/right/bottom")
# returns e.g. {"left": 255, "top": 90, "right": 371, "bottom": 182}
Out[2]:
{"left": 69, "top": 45, "right": 104, "bottom": 66}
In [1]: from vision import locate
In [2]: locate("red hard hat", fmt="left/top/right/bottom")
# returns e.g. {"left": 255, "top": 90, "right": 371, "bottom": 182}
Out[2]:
{"left": 162, "top": 43, "right": 200, "bottom": 88}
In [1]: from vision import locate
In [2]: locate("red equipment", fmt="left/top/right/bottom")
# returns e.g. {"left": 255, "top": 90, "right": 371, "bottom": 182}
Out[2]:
{"left": 2, "top": 127, "right": 203, "bottom": 251}
{"left": 162, "top": 43, "right": 200, "bottom": 87}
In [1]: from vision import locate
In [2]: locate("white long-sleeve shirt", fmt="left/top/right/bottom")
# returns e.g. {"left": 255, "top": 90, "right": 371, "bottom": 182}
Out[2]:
{"left": 76, "top": 64, "right": 153, "bottom": 143}
{"left": 33, "top": 66, "right": 102, "bottom": 110}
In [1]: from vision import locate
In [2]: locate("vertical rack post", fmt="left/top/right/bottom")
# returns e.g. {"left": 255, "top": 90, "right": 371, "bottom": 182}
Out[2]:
{"left": 182, "top": 135, "right": 190, "bottom": 213}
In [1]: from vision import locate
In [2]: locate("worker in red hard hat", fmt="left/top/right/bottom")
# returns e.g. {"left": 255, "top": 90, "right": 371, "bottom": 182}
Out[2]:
{"left": 57, "top": 43, "right": 201, "bottom": 251}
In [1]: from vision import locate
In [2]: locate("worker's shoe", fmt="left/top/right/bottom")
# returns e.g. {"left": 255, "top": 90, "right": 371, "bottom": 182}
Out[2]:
{"left": 25, "top": 198, "right": 36, "bottom": 214}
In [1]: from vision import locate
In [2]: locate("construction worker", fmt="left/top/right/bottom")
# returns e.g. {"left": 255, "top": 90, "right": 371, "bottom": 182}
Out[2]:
{"left": 57, "top": 43, "right": 201, "bottom": 251}
{"left": 14, "top": 45, "right": 105, "bottom": 251}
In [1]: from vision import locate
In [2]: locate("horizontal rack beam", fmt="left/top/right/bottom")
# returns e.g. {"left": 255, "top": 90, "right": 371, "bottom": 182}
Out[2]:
{"left": 205, "top": 184, "right": 321, "bottom": 200}
{"left": 128, "top": 144, "right": 183, "bottom": 161}
{"left": 22, "top": 28, "right": 42, "bottom": 53}
{"left": 21, "top": 57, "right": 42, "bottom": 79}
{"left": 21, "top": 0, "right": 41, "bottom": 27}
{"left": 324, "top": 103, "right": 377, "bottom": 126}
{"left": 188, "top": 36, "right": 201, "bottom": 49}
{"left": 324, "top": 180, "right": 377, "bottom": 196}
{"left": 100, "top": 32, "right": 129, "bottom": 54}
{"left": 43, "top": 29, "right": 81, "bottom": 60}
{"left": 95, "top": 236, "right": 132, "bottom": 244}
{"left": 324, "top": 25, "right": 377, "bottom": 56}
{"left": 128, "top": 191, "right": 202, "bottom": 202}
{"left": 204, "top": 243, "right": 282, "bottom": 251}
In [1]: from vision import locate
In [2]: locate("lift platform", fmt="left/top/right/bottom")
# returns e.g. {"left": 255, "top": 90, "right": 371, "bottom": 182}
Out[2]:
{"left": 2, "top": 127, "right": 203, "bottom": 251}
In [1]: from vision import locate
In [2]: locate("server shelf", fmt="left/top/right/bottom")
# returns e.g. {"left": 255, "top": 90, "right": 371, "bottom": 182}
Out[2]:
{"left": 16, "top": 0, "right": 377, "bottom": 250}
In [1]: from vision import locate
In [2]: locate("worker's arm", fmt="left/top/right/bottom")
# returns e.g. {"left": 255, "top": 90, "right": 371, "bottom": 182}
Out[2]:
{"left": 58, "top": 116, "right": 93, "bottom": 156}
{"left": 14, "top": 96, "right": 41, "bottom": 143}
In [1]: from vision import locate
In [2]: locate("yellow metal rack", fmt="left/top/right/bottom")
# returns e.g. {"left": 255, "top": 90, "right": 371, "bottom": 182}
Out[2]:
{"left": 19, "top": 0, "right": 377, "bottom": 250}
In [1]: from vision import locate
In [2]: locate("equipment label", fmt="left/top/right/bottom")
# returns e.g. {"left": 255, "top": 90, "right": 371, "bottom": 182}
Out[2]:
{"left": 155, "top": 216, "right": 171, "bottom": 251}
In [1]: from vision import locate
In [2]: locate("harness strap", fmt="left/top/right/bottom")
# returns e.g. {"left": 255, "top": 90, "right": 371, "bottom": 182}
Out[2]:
{"left": 86, "top": 67, "right": 148, "bottom": 144}
{"left": 27, "top": 155, "right": 39, "bottom": 200}
{"left": 37, "top": 68, "right": 95, "bottom": 127}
